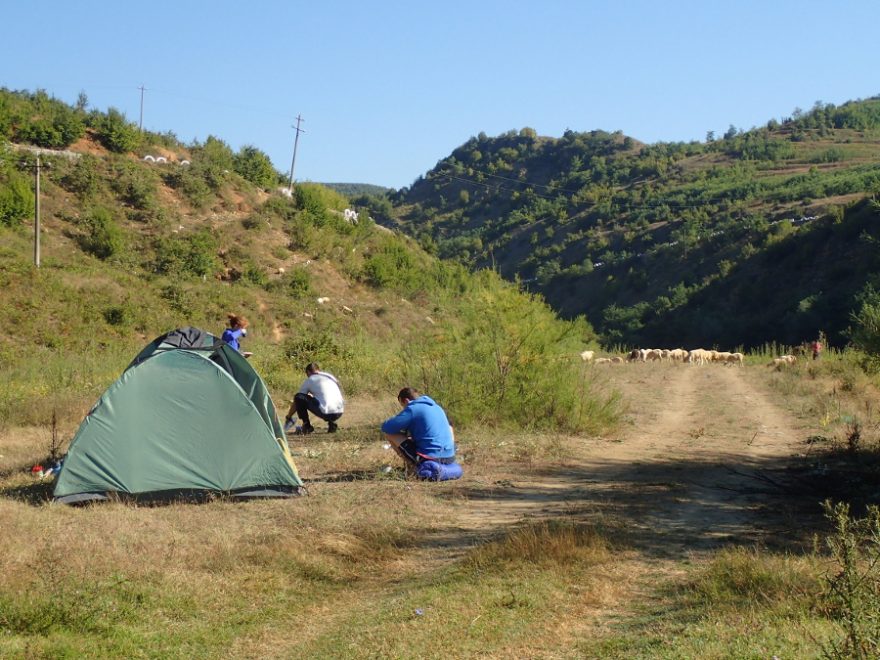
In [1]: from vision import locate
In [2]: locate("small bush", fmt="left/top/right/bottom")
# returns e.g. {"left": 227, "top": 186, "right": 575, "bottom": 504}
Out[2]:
{"left": 262, "top": 195, "right": 298, "bottom": 222}
{"left": 242, "top": 262, "right": 268, "bottom": 286}
{"left": 190, "top": 135, "right": 235, "bottom": 191}
{"left": 60, "top": 155, "right": 101, "bottom": 200}
{"left": 111, "top": 162, "right": 158, "bottom": 212}
{"left": 285, "top": 214, "right": 317, "bottom": 251}
{"left": 282, "top": 331, "right": 352, "bottom": 368}
{"left": 96, "top": 107, "right": 141, "bottom": 153}
{"left": 242, "top": 213, "right": 267, "bottom": 231}
{"left": 160, "top": 285, "right": 196, "bottom": 315}
{"left": 79, "top": 207, "right": 125, "bottom": 259}
{"left": 152, "top": 229, "right": 219, "bottom": 277}
{"left": 102, "top": 304, "right": 133, "bottom": 327}
{"left": 0, "top": 170, "right": 35, "bottom": 227}
{"left": 396, "top": 272, "right": 614, "bottom": 433}
{"left": 163, "top": 167, "right": 212, "bottom": 208}
{"left": 286, "top": 267, "right": 313, "bottom": 298}
{"left": 360, "top": 237, "right": 427, "bottom": 292}
{"left": 820, "top": 501, "right": 880, "bottom": 658}
{"left": 233, "top": 145, "right": 276, "bottom": 188}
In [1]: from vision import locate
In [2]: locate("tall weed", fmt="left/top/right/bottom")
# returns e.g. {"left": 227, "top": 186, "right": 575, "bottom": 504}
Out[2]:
{"left": 397, "top": 273, "right": 618, "bottom": 433}
{"left": 820, "top": 501, "right": 880, "bottom": 659}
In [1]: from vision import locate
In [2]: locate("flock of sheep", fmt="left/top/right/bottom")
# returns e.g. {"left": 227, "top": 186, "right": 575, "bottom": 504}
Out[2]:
{"left": 579, "top": 348, "right": 802, "bottom": 369}
{"left": 580, "top": 348, "right": 746, "bottom": 366}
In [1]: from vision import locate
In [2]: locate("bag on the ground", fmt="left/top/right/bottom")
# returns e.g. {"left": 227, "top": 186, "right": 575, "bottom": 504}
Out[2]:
{"left": 417, "top": 460, "right": 463, "bottom": 481}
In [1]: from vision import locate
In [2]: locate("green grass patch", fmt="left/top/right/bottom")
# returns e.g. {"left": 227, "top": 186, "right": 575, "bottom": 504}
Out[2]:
{"left": 582, "top": 547, "right": 832, "bottom": 658}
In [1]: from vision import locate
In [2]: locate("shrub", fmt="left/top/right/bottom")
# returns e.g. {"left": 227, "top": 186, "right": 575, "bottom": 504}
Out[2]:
{"left": 848, "top": 285, "right": 880, "bottom": 357}
{"left": 111, "top": 161, "right": 158, "bottom": 212}
{"left": 820, "top": 501, "right": 880, "bottom": 658}
{"left": 282, "top": 331, "right": 353, "bottom": 368}
{"left": 96, "top": 108, "right": 141, "bottom": 153}
{"left": 160, "top": 285, "right": 196, "bottom": 315}
{"left": 9, "top": 90, "right": 85, "bottom": 148}
{"left": 0, "top": 170, "right": 34, "bottom": 226}
{"left": 79, "top": 207, "right": 125, "bottom": 259}
{"left": 185, "top": 136, "right": 236, "bottom": 192}
{"left": 285, "top": 267, "right": 313, "bottom": 298}
{"left": 242, "top": 262, "right": 268, "bottom": 286}
{"left": 163, "top": 167, "right": 212, "bottom": 208}
{"left": 233, "top": 145, "right": 276, "bottom": 188}
{"left": 60, "top": 155, "right": 100, "bottom": 200}
{"left": 361, "top": 238, "right": 426, "bottom": 291}
{"left": 242, "top": 213, "right": 267, "bottom": 231}
{"left": 396, "top": 273, "right": 615, "bottom": 433}
{"left": 284, "top": 214, "right": 317, "bottom": 251}
{"left": 152, "top": 229, "right": 219, "bottom": 277}
{"left": 103, "top": 304, "right": 133, "bottom": 326}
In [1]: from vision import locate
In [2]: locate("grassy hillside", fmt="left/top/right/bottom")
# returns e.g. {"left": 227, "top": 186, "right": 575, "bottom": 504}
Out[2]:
{"left": 318, "top": 182, "right": 393, "bottom": 198}
{"left": 391, "top": 98, "right": 880, "bottom": 348}
{"left": 0, "top": 88, "right": 614, "bottom": 436}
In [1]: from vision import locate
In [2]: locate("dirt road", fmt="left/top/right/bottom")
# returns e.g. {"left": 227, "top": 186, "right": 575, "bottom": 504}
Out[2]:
{"left": 447, "top": 362, "right": 816, "bottom": 556}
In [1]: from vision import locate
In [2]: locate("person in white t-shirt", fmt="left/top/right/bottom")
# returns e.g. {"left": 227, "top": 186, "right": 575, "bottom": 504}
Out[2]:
{"left": 285, "top": 362, "right": 344, "bottom": 434}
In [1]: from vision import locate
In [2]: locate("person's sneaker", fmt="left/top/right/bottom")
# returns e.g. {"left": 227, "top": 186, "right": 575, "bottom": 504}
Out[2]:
{"left": 294, "top": 424, "right": 315, "bottom": 435}
{"left": 328, "top": 421, "right": 338, "bottom": 433}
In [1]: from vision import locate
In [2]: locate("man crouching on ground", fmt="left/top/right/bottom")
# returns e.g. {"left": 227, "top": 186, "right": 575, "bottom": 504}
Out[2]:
{"left": 381, "top": 387, "right": 456, "bottom": 474}
{"left": 286, "top": 362, "right": 344, "bottom": 434}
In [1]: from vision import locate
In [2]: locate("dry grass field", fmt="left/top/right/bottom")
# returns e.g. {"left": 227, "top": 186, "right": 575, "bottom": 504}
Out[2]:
{"left": 3, "top": 357, "right": 879, "bottom": 658}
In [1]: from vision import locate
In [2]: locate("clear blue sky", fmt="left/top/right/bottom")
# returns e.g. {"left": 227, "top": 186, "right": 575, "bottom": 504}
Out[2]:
{"left": 2, "top": 1, "right": 878, "bottom": 190}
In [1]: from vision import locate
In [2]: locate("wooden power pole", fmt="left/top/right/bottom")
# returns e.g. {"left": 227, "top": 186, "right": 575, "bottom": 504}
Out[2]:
{"left": 138, "top": 84, "right": 147, "bottom": 131}
{"left": 21, "top": 156, "right": 48, "bottom": 267}
{"left": 287, "top": 115, "right": 305, "bottom": 192}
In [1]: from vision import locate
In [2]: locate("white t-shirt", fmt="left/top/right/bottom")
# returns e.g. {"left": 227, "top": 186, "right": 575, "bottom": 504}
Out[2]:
{"left": 298, "top": 372, "right": 344, "bottom": 414}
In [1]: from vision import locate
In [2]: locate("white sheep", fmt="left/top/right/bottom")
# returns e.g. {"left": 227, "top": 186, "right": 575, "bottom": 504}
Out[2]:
{"left": 669, "top": 348, "right": 688, "bottom": 362}
{"left": 580, "top": 350, "right": 594, "bottom": 361}
{"left": 769, "top": 355, "right": 797, "bottom": 369}
{"left": 688, "top": 348, "right": 709, "bottom": 365}
{"left": 645, "top": 349, "right": 663, "bottom": 361}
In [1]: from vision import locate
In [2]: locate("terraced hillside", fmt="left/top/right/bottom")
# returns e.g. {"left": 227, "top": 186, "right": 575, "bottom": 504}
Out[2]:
{"left": 390, "top": 98, "right": 880, "bottom": 348}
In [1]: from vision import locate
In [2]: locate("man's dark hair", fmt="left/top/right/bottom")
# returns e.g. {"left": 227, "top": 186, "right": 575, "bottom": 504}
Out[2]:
{"left": 398, "top": 387, "right": 421, "bottom": 402}
{"left": 306, "top": 362, "right": 320, "bottom": 374}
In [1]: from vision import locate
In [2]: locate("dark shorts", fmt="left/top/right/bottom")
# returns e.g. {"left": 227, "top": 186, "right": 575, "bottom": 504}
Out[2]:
{"left": 398, "top": 438, "right": 455, "bottom": 465}
{"left": 294, "top": 392, "right": 342, "bottom": 423}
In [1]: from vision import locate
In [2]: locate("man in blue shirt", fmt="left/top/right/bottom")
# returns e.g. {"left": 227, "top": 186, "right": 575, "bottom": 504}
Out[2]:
{"left": 381, "top": 387, "right": 455, "bottom": 471}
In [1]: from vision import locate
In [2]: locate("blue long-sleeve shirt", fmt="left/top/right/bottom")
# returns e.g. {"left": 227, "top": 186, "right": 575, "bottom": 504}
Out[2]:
{"left": 222, "top": 328, "right": 245, "bottom": 352}
{"left": 381, "top": 395, "right": 455, "bottom": 459}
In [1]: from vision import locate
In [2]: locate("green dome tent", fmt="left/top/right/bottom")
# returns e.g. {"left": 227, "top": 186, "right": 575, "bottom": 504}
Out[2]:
{"left": 54, "top": 327, "right": 302, "bottom": 504}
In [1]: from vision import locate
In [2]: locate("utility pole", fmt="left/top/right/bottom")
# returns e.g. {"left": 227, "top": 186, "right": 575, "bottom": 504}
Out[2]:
{"left": 20, "top": 156, "right": 48, "bottom": 267}
{"left": 287, "top": 115, "right": 305, "bottom": 192}
{"left": 138, "top": 84, "right": 147, "bottom": 131}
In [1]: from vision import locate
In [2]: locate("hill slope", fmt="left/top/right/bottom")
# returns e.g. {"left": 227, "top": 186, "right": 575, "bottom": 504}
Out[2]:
{"left": 390, "top": 98, "right": 880, "bottom": 348}
{"left": 0, "top": 89, "right": 614, "bottom": 435}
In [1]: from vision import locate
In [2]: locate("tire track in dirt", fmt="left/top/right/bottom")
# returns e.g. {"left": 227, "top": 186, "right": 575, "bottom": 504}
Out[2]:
{"left": 584, "top": 364, "right": 811, "bottom": 553}
{"left": 284, "top": 366, "right": 820, "bottom": 651}
{"left": 445, "top": 364, "right": 813, "bottom": 557}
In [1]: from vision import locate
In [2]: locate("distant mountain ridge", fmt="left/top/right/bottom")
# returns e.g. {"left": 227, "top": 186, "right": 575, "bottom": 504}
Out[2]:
{"left": 389, "top": 97, "right": 880, "bottom": 348}
{"left": 318, "top": 182, "right": 392, "bottom": 198}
